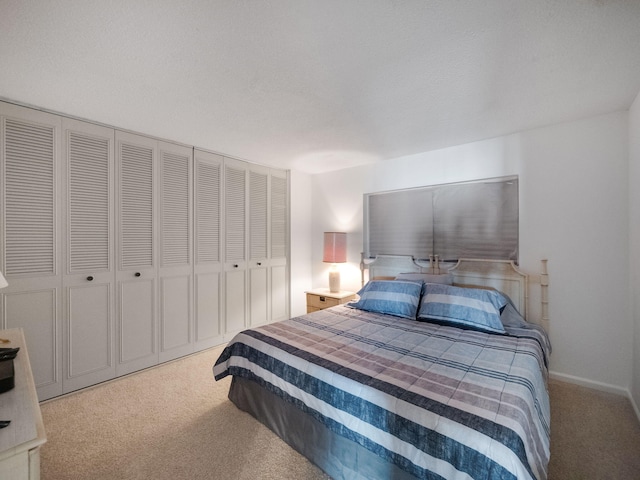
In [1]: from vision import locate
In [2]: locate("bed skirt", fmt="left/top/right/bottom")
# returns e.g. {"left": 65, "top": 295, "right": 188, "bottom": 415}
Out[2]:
{"left": 228, "top": 376, "right": 417, "bottom": 480}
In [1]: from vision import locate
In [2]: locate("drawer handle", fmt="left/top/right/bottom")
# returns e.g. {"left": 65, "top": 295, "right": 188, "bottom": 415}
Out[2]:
{"left": 257, "top": 262, "right": 262, "bottom": 266}
{"left": 135, "top": 272, "right": 141, "bottom": 277}
{"left": 319, "top": 296, "right": 326, "bottom": 302}
{"left": 87, "top": 276, "right": 94, "bottom": 281}
{"left": 234, "top": 264, "right": 239, "bottom": 268}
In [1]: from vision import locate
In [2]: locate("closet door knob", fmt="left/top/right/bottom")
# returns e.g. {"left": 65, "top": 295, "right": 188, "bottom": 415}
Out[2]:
{"left": 86, "top": 276, "right": 94, "bottom": 282}
{"left": 233, "top": 264, "right": 239, "bottom": 268}
{"left": 257, "top": 262, "right": 262, "bottom": 266}
{"left": 135, "top": 272, "right": 141, "bottom": 277}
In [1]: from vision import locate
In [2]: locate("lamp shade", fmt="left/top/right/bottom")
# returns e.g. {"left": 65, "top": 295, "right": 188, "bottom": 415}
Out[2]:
{"left": 323, "top": 232, "right": 347, "bottom": 263}
{"left": 0, "top": 270, "right": 7, "bottom": 289}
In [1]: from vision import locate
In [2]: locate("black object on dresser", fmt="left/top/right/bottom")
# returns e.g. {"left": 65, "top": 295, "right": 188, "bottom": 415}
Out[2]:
{"left": 0, "top": 347, "right": 19, "bottom": 394}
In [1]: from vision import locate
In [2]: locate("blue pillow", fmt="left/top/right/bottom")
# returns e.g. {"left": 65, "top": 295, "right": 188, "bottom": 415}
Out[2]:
{"left": 349, "top": 280, "right": 422, "bottom": 319}
{"left": 417, "top": 284, "right": 507, "bottom": 334}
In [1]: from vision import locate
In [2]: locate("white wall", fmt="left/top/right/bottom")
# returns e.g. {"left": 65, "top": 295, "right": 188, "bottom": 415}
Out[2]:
{"left": 289, "top": 170, "right": 314, "bottom": 317}
{"left": 306, "top": 111, "right": 632, "bottom": 391}
{"left": 630, "top": 91, "right": 640, "bottom": 412}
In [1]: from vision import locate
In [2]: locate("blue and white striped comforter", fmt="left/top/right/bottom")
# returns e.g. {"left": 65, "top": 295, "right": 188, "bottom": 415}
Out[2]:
{"left": 214, "top": 305, "right": 551, "bottom": 480}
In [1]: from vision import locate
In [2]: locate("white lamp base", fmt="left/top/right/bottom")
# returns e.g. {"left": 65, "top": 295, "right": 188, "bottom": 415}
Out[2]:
{"left": 328, "top": 269, "right": 341, "bottom": 293}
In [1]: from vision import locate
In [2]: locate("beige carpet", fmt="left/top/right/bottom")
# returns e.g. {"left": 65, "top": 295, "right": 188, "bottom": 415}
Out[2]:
{"left": 40, "top": 346, "right": 640, "bottom": 480}
{"left": 547, "top": 378, "right": 640, "bottom": 479}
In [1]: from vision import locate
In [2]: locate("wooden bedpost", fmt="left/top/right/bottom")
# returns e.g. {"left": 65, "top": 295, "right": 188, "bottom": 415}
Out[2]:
{"left": 541, "top": 259, "right": 549, "bottom": 332}
{"left": 360, "top": 252, "right": 365, "bottom": 287}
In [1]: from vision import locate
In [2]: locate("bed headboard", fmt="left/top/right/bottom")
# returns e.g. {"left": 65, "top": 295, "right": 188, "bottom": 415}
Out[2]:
{"left": 362, "top": 254, "right": 423, "bottom": 280}
{"left": 360, "top": 254, "right": 549, "bottom": 330}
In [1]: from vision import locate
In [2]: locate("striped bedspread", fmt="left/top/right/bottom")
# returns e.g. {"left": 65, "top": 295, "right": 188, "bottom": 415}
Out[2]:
{"left": 214, "top": 305, "right": 551, "bottom": 480}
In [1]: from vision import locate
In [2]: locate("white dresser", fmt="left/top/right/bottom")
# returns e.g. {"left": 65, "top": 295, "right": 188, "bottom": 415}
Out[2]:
{"left": 0, "top": 329, "right": 46, "bottom": 480}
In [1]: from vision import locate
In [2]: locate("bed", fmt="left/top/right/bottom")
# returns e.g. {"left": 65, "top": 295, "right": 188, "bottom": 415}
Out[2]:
{"left": 214, "top": 256, "right": 551, "bottom": 479}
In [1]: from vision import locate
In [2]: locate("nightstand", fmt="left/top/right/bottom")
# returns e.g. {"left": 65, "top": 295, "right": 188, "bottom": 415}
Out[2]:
{"left": 305, "top": 289, "right": 356, "bottom": 313}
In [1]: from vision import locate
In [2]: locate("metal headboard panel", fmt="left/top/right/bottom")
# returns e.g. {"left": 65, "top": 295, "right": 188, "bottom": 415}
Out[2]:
{"left": 362, "top": 255, "right": 422, "bottom": 283}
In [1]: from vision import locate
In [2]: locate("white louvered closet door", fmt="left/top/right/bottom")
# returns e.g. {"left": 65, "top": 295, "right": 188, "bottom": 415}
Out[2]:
{"left": 62, "top": 119, "right": 116, "bottom": 393}
{"left": 270, "top": 169, "right": 289, "bottom": 323}
{"left": 224, "top": 158, "right": 248, "bottom": 335}
{"left": 115, "top": 131, "right": 158, "bottom": 376}
{"left": 193, "top": 150, "right": 223, "bottom": 349}
{"left": 248, "top": 165, "right": 269, "bottom": 327}
{"left": 0, "top": 102, "right": 63, "bottom": 400}
{"left": 158, "top": 141, "right": 193, "bottom": 362}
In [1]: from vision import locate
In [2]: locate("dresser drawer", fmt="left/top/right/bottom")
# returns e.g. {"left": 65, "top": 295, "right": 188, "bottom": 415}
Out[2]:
{"left": 305, "top": 290, "right": 356, "bottom": 313}
{"left": 306, "top": 293, "right": 341, "bottom": 310}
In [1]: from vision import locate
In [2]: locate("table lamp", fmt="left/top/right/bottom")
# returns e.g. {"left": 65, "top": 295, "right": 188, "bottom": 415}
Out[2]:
{"left": 323, "top": 232, "right": 346, "bottom": 293}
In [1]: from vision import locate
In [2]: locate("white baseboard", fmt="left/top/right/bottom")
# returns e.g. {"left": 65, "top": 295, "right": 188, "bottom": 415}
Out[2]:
{"left": 549, "top": 370, "right": 628, "bottom": 396}
{"left": 549, "top": 370, "right": 640, "bottom": 423}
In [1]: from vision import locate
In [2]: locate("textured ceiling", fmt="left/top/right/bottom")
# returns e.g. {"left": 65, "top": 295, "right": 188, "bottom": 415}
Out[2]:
{"left": 1, "top": 1, "right": 640, "bottom": 174}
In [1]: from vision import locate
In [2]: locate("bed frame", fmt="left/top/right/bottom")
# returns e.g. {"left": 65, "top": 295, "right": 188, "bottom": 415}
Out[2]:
{"left": 226, "top": 255, "right": 551, "bottom": 480}
{"left": 360, "top": 254, "right": 549, "bottom": 331}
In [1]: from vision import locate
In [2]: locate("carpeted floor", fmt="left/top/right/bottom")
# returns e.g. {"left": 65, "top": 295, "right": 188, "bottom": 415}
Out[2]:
{"left": 39, "top": 345, "right": 640, "bottom": 480}
{"left": 547, "top": 378, "right": 640, "bottom": 479}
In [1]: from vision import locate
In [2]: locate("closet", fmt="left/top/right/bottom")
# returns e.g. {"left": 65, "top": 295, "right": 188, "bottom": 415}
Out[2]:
{"left": 193, "top": 150, "right": 224, "bottom": 349}
{"left": 0, "top": 101, "right": 289, "bottom": 400}
{"left": 63, "top": 119, "right": 115, "bottom": 393}
{"left": 224, "top": 158, "right": 248, "bottom": 335}
{"left": 1, "top": 104, "right": 63, "bottom": 400}
{"left": 115, "top": 131, "right": 158, "bottom": 375}
{"left": 223, "top": 158, "right": 289, "bottom": 335}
